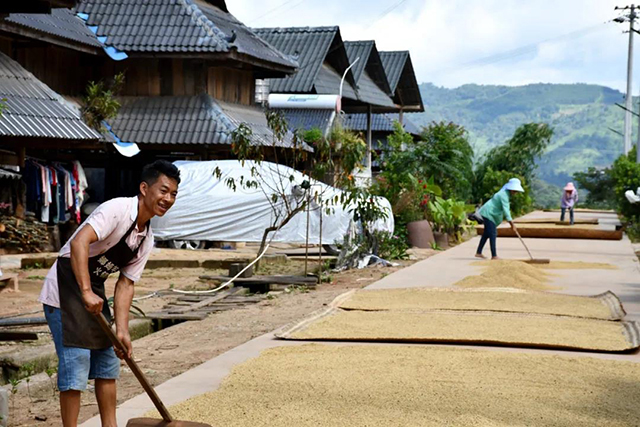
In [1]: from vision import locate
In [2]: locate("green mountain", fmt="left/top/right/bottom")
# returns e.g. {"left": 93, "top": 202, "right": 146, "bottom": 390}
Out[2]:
{"left": 411, "top": 83, "right": 628, "bottom": 195}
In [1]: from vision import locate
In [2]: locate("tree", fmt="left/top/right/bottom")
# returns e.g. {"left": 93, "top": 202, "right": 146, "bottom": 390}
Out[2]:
{"left": 221, "top": 111, "right": 386, "bottom": 267}
{"left": 82, "top": 72, "right": 125, "bottom": 133}
{"left": 372, "top": 122, "right": 442, "bottom": 225}
{"left": 417, "top": 121, "right": 474, "bottom": 201}
{"left": 474, "top": 122, "right": 553, "bottom": 209}
{"left": 478, "top": 168, "right": 531, "bottom": 216}
{"left": 608, "top": 147, "right": 640, "bottom": 221}
{"left": 476, "top": 123, "right": 553, "bottom": 185}
{"left": 573, "top": 167, "right": 615, "bottom": 209}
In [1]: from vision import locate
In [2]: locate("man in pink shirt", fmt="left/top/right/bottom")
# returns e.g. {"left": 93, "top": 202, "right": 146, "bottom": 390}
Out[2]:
{"left": 39, "top": 160, "right": 180, "bottom": 427}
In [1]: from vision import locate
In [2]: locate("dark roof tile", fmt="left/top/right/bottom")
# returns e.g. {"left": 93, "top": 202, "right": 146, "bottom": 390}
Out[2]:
{"left": 0, "top": 51, "right": 101, "bottom": 140}
{"left": 57, "top": 0, "right": 297, "bottom": 70}
{"left": 343, "top": 113, "right": 421, "bottom": 135}
{"left": 109, "top": 94, "right": 311, "bottom": 150}
{"left": 379, "top": 51, "right": 408, "bottom": 94}
{"left": 5, "top": 8, "right": 102, "bottom": 48}
{"left": 253, "top": 26, "right": 338, "bottom": 93}
{"left": 279, "top": 108, "right": 334, "bottom": 134}
{"left": 344, "top": 41, "right": 374, "bottom": 83}
{"left": 380, "top": 50, "right": 423, "bottom": 110}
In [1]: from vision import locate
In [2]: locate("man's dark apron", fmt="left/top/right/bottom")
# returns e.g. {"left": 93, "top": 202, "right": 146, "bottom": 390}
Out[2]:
{"left": 57, "top": 218, "right": 148, "bottom": 350}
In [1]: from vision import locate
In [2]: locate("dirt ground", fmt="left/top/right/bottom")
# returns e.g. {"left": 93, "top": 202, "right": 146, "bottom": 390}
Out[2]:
{"left": 3, "top": 248, "right": 435, "bottom": 426}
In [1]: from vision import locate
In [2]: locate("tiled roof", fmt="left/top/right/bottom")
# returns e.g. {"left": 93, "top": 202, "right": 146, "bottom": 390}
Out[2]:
{"left": 253, "top": 26, "right": 339, "bottom": 93}
{"left": 344, "top": 40, "right": 393, "bottom": 107}
{"left": 0, "top": 168, "right": 22, "bottom": 179}
{"left": 73, "top": 0, "right": 295, "bottom": 69}
{"left": 355, "top": 72, "right": 395, "bottom": 108}
{"left": 380, "top": 50, "right": 423, "bottom": 110}
{"left": 342, "top": 113, "right": 421, "bottom": 136}
{"left": 314, "top": 64, "right": 357, "bottom": 100}
{"left": 0, "top": 51, "right": 102, "bottom": 140}
{"left": 109, "top": 94, "right": 311, "bottom": 150}
{"left": 343, "top": 41, "right": 373, "bottom": 83}
{"left": 279, "top": 108, "right": 334, "bottom": 133}
{"left": 379, "top": 51, "right": 408, "bottom": 94}
{"left": 254, "top": 27, "right": 396, "bottom": 109}
{"left": 193, "top": 1, "right": 297, "bottom": 68}
{"left": 5, "top": 8, "right": 102, "bottom": 48}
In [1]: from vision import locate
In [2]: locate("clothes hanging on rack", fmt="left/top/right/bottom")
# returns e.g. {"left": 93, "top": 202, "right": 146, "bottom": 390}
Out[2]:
{"left": 23, "top": 159, "right": 88, "bottom": 224}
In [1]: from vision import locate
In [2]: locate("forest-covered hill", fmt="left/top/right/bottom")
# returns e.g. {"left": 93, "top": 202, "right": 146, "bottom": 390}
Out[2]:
{"left": 410, "top": 83, "right": 629, "bottom": 203}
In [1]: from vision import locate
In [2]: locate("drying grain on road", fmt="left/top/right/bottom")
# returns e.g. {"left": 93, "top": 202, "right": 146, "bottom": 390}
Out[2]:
{"left": 161, "top": 344, "right": 640, "bottom": 427}
{"left": 0, "top": 3, "right": 637, "bottom": 423}
{"left": 455, "top": 260, "right": 557, "bottom": 291}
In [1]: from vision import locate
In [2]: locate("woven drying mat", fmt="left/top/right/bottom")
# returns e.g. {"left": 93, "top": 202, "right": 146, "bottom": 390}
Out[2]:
{"left": 161, "top": 344, "right": 640, "bottom": 426}
{"left": 336, "top": 288, "right": 626, "bottom": 320}
{"left": 471, "top": 260, "right": 618, "bottom": 271}
{"left": 276, "top": 307, "right": 640, "bottom": 352}
{"left": 476, "top": 225, "right": 623, "bottom": 240}
{"left": 514, "top": 218, "right": 598, "bottom": 225}
{"left": 544, "top": 208, "right": 616, "bottom": 214}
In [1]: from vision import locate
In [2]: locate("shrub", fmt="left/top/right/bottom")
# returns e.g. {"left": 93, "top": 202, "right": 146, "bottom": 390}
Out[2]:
{"left": 374, "top": 230, "right": 409, "bottom": 260}
{"left": 478, "top": 168, "right": 532, "bottom": 216}
{"left": 609, "top": 147, "right": 640, "bottom": 221}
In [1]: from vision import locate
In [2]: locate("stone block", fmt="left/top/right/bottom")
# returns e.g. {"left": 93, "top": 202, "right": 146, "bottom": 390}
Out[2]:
{"left": 0, "top": 275, "right": 18, "bottom": 292}
{"left": 0, "top": 389, "right": 7, "bottom": 427}
{"left": 229, "top": 263, "right": 253, "bottom": 278}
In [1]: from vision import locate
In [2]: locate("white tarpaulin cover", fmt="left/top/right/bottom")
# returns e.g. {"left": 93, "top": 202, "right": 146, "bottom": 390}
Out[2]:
{"left": 152, "top": 160, "right": 394, "bottom": 244}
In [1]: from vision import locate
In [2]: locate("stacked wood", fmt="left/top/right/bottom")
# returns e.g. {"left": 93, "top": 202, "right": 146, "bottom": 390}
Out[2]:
{"left": 0, "top": 215, "right": 50, "bottom": 253}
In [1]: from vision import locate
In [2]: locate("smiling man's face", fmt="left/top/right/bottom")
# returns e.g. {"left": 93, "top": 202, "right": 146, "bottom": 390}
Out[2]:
{"left": 140, "top": 174, "right": 178, "bottom": 217}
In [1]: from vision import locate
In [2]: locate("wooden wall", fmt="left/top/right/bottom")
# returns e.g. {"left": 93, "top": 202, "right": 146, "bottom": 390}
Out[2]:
{"left": 207, "top": 66, "right": 254, "bottom": 105}
{"left": 0, "top": 38, "right": 256, "bottom": 105}
{"left": 0, "top": 39, "right": 102, "bottom": 95}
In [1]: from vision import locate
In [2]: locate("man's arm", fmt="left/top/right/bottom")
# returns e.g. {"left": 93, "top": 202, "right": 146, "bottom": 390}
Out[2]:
{"left": 70, "top": 225, "right": 104, "bottom": 315}
{"left": 113, "top": 273, "right": 134, "bottom": 359}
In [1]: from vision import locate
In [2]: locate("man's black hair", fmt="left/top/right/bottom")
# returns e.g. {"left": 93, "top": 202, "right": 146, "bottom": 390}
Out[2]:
{"left": 141, "top": 160, "right": 181, "bottom": 187}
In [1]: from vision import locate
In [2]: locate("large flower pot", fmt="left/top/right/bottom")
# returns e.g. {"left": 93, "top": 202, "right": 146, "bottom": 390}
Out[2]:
{"left": 434, "top": 232, "right": 449, "bottom": 249}
{"left": 407, "top": 220, "right": 435, "bottom": 248}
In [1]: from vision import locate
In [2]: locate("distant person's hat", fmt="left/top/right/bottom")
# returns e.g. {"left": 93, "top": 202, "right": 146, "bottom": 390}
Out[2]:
{"left": 504, "top": 178, "right": 525, "bottom": 193}
{"left": 564, "top": 182, "right": 576, "bottom": 192}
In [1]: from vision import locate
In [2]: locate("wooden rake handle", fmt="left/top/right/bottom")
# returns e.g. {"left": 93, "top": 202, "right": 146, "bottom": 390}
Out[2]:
{"left": 513, "top": 227, "right": 534, "bottom": 261}
{"left": 95, "top": 312, "right": 173, "bottom": 422}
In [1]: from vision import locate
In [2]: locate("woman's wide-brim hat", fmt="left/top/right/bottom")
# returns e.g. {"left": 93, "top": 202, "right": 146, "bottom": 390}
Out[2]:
{"left": 504, "top": 178, "right": 525, "bottom": 193}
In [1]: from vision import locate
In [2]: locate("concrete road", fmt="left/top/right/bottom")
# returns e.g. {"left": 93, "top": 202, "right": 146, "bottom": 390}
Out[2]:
{"left": 81, "top": 211, "right": 640, "bottom": 426}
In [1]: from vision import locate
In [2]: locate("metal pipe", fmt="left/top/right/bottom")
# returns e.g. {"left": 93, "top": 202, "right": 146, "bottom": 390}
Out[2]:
{"left": 0, "top": 317, "right": 46, "bottom": 327}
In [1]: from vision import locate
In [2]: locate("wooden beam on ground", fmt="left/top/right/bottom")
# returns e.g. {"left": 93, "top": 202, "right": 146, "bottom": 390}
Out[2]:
{"left": 199, "top": 275, "right": 318, "bottom": 285}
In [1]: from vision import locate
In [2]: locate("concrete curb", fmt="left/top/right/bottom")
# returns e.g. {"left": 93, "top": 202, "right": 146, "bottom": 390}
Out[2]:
{"left": 20, "top": 254, "right": 289, "bottom": 270}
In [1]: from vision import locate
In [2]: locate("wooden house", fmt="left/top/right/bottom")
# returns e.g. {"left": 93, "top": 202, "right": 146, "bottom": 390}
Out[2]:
{"left": 0, "top": 0, "right": 300, "bottom": 203}
{"left": 252, "top": 27, "right": 405, "bottom": 178}
{"left": 342, "top": 49, "right": 424, "bottom": 172}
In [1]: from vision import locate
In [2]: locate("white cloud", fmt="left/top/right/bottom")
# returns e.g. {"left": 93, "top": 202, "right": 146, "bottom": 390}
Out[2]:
{"left": 229, "top": 0, "right": 632, "bottom": 90}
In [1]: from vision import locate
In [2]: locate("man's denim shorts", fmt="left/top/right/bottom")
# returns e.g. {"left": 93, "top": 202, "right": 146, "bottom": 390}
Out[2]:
{"left": 44, "top": 304, "right": 120, "bottom": 392}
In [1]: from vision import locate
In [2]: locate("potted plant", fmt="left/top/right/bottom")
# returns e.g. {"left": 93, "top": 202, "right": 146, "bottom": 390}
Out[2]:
{"left": 428, "top": 196, "right": 475, "bottom": 247}
{"left": 403, "top": 178, "right": 442, "bottom": 248}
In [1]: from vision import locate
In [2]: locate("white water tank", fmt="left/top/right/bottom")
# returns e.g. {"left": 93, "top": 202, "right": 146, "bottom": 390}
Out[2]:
{"left": 268, "top": 94, "right": 341, "bottom": 111}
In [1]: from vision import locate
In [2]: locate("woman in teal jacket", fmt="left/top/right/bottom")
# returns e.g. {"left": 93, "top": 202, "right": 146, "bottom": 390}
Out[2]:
{"left": 475, "top": 178, "right": 524, "bottom": 259}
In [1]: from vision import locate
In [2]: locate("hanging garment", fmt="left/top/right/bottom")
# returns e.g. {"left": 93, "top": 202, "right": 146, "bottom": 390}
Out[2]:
{"left": 73, "top": 161, "right": 89, "bottom": 206}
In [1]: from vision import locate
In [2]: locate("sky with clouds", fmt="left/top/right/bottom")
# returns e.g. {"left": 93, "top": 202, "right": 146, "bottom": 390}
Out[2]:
{"left": 229, "top": 0, "right": 633, "bottom": 91}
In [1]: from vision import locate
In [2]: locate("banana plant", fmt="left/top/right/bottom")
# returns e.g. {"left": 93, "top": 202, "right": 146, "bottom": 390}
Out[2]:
{"left": 428, "top": 197, "right": 475, "bottom": 241}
